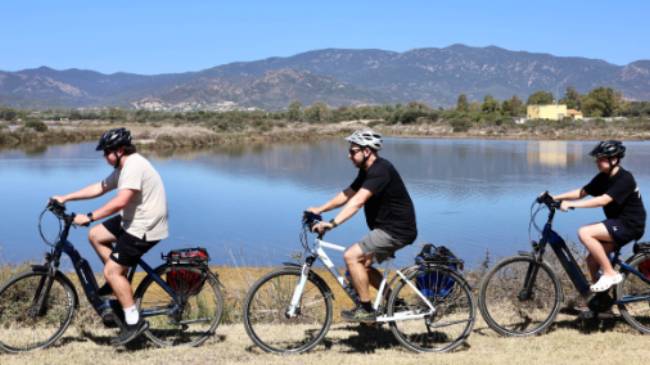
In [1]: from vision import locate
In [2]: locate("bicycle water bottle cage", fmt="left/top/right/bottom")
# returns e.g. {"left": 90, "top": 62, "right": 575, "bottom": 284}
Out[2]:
{"left": 415, "top": 244, "right": 462, "bottom": 299}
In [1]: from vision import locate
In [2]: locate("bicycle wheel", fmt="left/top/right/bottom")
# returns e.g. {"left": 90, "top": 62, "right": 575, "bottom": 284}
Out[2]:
{"left": 617, "top": 253, "right": 650, "bottom": 333}
{"left": 0, "top": 270, "right": 77, "bottom": 352}
{"left": 135, "top": 264, "right": 224, "bottom": 347}
{"left": 243, "top": 268, "right": 333, "bottom": 353}
{"left": 387, "top": 266, "right": 476, "bottom": 352}
{"left": 478, "top": 256, "right": 562, "bottom": 336}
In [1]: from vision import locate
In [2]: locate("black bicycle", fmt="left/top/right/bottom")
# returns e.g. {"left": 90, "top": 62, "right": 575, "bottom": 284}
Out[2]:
{"left": 478, "top": 191, "right": 650, "bottom": 336}
{"left": 0, "top": 200, "right": 224, "bottom": 352}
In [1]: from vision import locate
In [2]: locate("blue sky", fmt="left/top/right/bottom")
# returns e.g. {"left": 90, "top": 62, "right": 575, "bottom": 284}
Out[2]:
{"left": 1, "top": 1, "right": 648, "bottom": 74}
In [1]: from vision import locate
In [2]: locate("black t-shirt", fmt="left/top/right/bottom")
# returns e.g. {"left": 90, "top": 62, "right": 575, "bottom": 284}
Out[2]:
{"left": 583, "top": 167, "right": 646, "bottom": 232}
{"left": 349, "top": 157, "right": 417, "bottom": 244}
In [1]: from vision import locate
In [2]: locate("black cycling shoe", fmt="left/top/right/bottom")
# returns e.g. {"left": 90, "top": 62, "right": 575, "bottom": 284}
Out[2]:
{"left": 111, "top": 319, "right": 149, "bottom": 346}
{"left": 341, "top": 306, "right": 376, "bottom": 322}
{"left": 97, "top": 283, "right": 113, "bottom": 297}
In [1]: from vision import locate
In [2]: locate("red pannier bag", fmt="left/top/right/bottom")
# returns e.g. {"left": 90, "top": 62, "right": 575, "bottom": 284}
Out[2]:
{"left": 163, "top": 247, "right": 210, "bottom": 296}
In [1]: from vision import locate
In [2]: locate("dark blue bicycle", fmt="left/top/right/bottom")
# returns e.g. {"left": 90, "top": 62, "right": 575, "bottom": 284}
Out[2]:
{"left": 0, "top": 200, "right": 224, "bottom": 352}
{"left": 478, "top": 191, "right": 650, "bottom": 336}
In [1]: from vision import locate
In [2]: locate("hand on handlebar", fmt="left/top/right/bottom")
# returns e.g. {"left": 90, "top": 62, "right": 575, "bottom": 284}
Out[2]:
{"left": 50, "top": 196, "right": 66, "bottom": 204}
{"left": 311, "top": 221, "right": 333, "bottom": 235}
{"left": 305, "top": 207, "right": 322, "bottom": 215}
{"left": 73, "top": 213, "right": 91, "bottom": 227}
{"left": 559, "top": 200, "right": 575, "bottom": 212}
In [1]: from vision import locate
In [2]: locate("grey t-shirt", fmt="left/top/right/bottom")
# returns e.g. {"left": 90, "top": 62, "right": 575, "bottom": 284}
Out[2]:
{"left": 103, "top": 153, "right": 169, "bottom": 241}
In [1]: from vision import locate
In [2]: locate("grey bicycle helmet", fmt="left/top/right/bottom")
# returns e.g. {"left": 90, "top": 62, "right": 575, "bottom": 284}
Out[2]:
{"left": 96, "top": 128, "right": 132, "bottom": 151}
{"left": 589, "top": 140, "right": 625, "bottom": 159}
{"left": 345, "top": 129, "right": 383, "bottom": 151}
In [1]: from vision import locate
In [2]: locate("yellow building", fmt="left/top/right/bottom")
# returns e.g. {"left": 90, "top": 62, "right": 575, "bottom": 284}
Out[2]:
{"left": 527, "top": 104, "right": 568, "bottom": 120}
{"left": 567, "top": 108, "right": 583, "bottom": 119}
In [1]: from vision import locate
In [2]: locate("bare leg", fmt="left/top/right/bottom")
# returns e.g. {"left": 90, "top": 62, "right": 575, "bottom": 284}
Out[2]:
{"left": 88, "top": 224, "right": 116, "bottom": 264}
{"left": 578, "top": 223, "right": 618, "bottom": 280}
{"left": 104, "top": 260, "right": 134, "bottom": 308}
{"left": 344, "top": 244, "right": 373, "bottom": 303}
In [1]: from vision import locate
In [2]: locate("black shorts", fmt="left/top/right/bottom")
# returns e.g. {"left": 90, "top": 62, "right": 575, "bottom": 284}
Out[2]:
{"left": 602, "top": 219, "right": 644, "bottom": 248}
{"left": 103, "top": 215, "right": 159, "bottom": 267}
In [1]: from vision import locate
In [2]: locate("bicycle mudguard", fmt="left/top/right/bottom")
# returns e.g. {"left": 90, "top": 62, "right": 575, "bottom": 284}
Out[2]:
{"left": 29, "top": 265, "right": 80, "bottom": 309}
{"left": 633, "top": 242, "right": 650, "bottom": 254}
{"left": 282, "top": 263, "right": 335, "bottom": 299}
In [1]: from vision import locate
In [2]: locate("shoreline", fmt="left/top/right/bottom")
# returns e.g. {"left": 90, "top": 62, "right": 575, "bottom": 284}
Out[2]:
{"left": 2, "top": 120, "right": 650, "bottom": 151}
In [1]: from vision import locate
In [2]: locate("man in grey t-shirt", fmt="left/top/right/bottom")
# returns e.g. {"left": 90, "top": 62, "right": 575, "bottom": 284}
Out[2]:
{"left": 53, "top": 128, "right": 168, "bottom": 345}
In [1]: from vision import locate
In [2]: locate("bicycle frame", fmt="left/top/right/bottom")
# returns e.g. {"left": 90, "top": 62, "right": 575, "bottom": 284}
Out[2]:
{"left": 287, "top": 236, "right": 436, "bottom": 323}
{"left": 528, "top": 198, "right": 650, "bottom": 302}
{"left": 37, "top": 209, "right": 181, "bottom": 321}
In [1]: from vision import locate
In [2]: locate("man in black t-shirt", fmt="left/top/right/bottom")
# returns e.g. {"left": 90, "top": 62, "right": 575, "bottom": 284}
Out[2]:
{"left": 553, "top": 140, "right": 646, "bottom": 293}
{"left": 308, "top": 129, "right": 417, "bottom": 321}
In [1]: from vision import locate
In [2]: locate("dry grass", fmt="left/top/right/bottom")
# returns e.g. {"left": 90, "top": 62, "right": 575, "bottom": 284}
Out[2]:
{"left": 1, "top": 314, "right": 649, "bottom": 365}
{"left": 1, "top": 265, "right": 650, "bottom": 364}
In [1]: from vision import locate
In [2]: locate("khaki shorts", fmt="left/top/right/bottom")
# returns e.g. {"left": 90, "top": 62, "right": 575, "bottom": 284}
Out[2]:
{"left": 358, "top": 229, "right": 407, "bottom": 263}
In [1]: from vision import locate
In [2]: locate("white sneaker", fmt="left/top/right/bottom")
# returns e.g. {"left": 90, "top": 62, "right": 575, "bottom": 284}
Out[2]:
{"left": 590, "top": 273, "right": 623, "bottom": 293}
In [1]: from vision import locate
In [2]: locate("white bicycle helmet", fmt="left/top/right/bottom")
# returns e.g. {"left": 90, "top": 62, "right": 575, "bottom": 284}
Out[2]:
{"left": 345, "top": 129, "right": 382, "bottom": 151}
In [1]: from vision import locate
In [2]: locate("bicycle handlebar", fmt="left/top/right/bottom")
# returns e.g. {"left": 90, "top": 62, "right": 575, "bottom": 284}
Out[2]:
{"left": 536, "top": 191, "right": 561, "bottom": 210}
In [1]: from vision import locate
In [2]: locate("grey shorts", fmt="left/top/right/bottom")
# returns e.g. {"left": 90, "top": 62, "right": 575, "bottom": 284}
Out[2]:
{"left": 358, "top": 229, "right": 407, "bottom": 263}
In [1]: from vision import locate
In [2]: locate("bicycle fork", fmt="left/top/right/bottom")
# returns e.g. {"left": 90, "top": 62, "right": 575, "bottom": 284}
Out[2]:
{"left": 30, "top": 253, "right": 59, "bottom": 317}
{"left": 286, "top": 262, "right": 312, "bottom": 318}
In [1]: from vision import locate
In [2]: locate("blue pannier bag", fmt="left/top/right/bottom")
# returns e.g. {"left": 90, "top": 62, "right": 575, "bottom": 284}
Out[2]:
{"left": 415, "top": 244, "right": 463, "bottom": 299}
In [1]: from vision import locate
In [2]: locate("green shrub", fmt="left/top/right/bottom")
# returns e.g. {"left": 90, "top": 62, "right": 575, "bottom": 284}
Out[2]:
{"left": 24, "top": 119, "right": 48, "bottom": 132}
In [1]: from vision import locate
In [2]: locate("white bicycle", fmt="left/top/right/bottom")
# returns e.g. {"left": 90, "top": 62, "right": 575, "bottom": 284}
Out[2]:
{"left": 242, "top": 212, "right": 476, "bottom": 353}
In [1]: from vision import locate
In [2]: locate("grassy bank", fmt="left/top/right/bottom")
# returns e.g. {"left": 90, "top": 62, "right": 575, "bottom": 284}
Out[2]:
{"left": 3, "top": 117, "right": 650, "bottom": 153}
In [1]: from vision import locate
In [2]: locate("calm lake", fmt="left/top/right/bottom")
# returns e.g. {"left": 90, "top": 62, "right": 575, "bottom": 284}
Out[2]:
{"left": 1, "top": 138, "right": 649, "bottom": 270}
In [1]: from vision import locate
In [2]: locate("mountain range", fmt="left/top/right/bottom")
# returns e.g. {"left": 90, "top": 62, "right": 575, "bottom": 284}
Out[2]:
{"left": 1, "top": 44, "right": 649, "bottom": 111}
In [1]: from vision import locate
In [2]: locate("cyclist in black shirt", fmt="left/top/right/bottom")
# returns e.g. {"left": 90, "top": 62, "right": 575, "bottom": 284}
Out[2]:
{"left": 308, "top": 129, "right": 417, "bottom": 321}
{"left": 552, "top": 140, "right": 646, "bottom": 292}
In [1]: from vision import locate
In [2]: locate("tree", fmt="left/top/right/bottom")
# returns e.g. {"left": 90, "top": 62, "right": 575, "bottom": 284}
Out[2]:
{"left": 526, "top": 91, "right": 554, "bottom": 105}
{"left": 456, "top": 94, "right": 469, "bottom": 112}
{"left": 0, "top": 108, "right": 18, "bottom": 121}
{"left": 501, "top": 95, "right": 524, "bottom": 116}
{"left": 559, "top": 86, "right": 582, "bottom": 110}
{"left": 287, "top": 101, "right": 303, "bottom": 122}
{"left": 581, "top": 87, "right": 622, "bottom": 117}
{"left": 304, "top": 102, "right": 331, "bottom": 123}
{"left": 481, "top": 95, "right": 499, "bottom": 113}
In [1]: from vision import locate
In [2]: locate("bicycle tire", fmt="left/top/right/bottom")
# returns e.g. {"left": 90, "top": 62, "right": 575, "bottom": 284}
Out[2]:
{"left": 134, "top": 264, "right": 224, "bottom": 347}
{"left": 243, "top": 268, "right": 333, "bottom": 353}
{"left": 0, "top": 269, "right": 77, "bottom": 352}
{"left": 387, "top": 265, "right": 476, "bottom": 352}
{"left": 617, "top": 252, "right": 650, "bottom": 334}
{"left": 478, "top": 256, "right": 562, "bottom": 336}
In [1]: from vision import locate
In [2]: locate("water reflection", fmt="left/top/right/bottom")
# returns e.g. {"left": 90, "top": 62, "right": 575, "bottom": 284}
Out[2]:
{"left": 527, "top": 141, "right": 583, "bottom": 168}
{"left": 1, "top": 138, "right": 649, "bottom": 270}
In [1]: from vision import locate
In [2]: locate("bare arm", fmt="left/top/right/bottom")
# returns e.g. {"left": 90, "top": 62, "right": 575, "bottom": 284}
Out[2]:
{"left": 562, "top": 194, "right": 613, "bottom": 211}
{"left": 91, "top": 189, "right": 136, "bottom": 220}
{"left": 332, "top": 188, "right": 373, "bottom": 225}
{"left": 552, "top": 188, "right": 587, "bottom": 201}
{"left": 54, "top": 182, "right": 110, "bottom": 203}
{"left": 308, "top": 188, "right": 356, "bottom": 214}
{"left": 72, "top": 189, "right": 137, "bottom": 225}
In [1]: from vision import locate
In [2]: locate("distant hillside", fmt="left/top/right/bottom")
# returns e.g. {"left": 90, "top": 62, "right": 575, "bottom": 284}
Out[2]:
{"left": 1, "top": 44, "right": 649, "bottom": 110}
